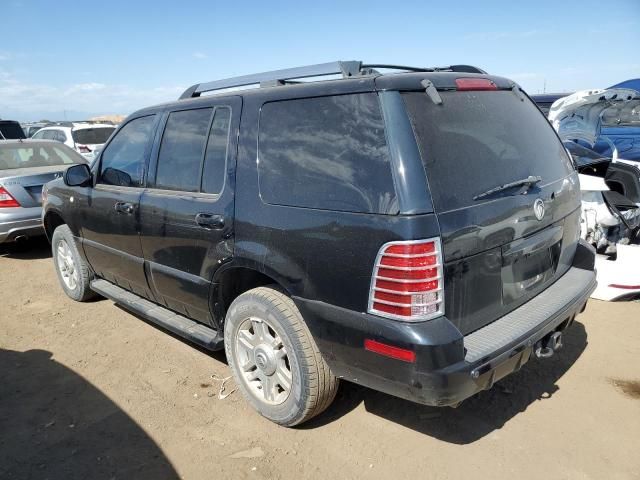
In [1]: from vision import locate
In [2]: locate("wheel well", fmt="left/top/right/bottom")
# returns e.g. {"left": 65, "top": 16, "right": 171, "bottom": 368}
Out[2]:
{"left": 217, "top": 267, "right": 286, "bottom": 321}
{"left": 43, "top": 212, "right": 65, "bottom": 241}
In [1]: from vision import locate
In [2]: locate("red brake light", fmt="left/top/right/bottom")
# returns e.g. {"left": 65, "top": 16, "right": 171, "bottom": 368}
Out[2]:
{"left": 364, "top": 339, "right": 416, "bottom": 363}
{"left": 608, "top": 284, "right": 640, "bottom": 290}
{"left": 368, "top": 238, "right": 444, "bottom": 321}
{"left": 455, "top": 78, "right": 497, "bottom": 91}
{"left": 0, "top": 187, "right": 20, "bottom": 208}
{"left": 77, "top": 144, "right": 92, "bottom": 153}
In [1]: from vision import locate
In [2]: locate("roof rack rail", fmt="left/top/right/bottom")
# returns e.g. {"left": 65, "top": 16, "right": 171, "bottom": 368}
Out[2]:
{"left": 178, "top": 61, "right": 487, "bottom": 99}
{"left": 179, "top": 60, "right": 363, "bottom": 99}
{"left": 360, "top": 64, "right": 486, "bottom": 74}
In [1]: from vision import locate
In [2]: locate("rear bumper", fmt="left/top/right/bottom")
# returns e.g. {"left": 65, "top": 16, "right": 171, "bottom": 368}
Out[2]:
{"left": 0, "top": 207, "right": 44, "bottom": 243}
{"left": 296, "top": 263, "right": 596, "bottom": 407}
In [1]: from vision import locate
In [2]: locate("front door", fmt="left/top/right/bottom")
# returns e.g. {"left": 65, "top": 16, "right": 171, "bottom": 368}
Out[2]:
{"left": 81, "top": 114, "right": 158, "bottom": 298}
{"left": 140, "top": 98, "right": 241, "bottom": 324}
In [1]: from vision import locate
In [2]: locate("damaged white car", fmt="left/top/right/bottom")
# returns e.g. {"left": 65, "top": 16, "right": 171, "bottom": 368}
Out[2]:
{"left": 550, "top": 88, "right": 640, "bottom": 300}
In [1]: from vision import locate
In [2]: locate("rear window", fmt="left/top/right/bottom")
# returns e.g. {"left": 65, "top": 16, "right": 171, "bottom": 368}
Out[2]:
{"left": 0, "top": 122, "right": 26, "bottom": 140}
{"left": 403, "top": 91, "right": 573, "bottom": 212}
{"left": 72, "top": 127, "right": 115, "bottom": 145}
{"left": 258, "top": 93, "right": 398, "bottom": 214}
{"left": 0, "top": 144, "right": 85, "bottom": 170}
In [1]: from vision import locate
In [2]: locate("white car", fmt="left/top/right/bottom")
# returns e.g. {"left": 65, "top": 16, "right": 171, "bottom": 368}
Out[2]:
{"left": 32, "top": 122, "right": 116, "bottom": 162}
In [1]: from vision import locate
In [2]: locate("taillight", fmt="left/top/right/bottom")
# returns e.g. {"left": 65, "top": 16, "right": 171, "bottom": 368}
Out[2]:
{"left": 77, "top": 144, "right": 92, "bottom": 153}
{"left": 368, "top": 238, "right": 444, "bottom": 321}
{"left": 0, "top": 187, "right": 20, "bottom": 208}
{"left": 455, "top": 78, "right": 497, "bottom": 91}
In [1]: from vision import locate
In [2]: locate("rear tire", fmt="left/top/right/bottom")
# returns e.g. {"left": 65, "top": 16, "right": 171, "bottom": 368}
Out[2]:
{"left": 51, "top": 225, "right": 96, "bottom": 302}
{"left": 224, "top": 286, "right": 338, "bottom": 426}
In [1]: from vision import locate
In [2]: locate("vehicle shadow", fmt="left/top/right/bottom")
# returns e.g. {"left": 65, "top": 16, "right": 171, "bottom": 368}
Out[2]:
{"left": 0, "top": 348, "right": 179, "bottom": 479}
{"left": 306, "top": 321, "right": 588, "bottom": 443}
{"left": 0, "top": 236, "right": 51, "bottom": 260}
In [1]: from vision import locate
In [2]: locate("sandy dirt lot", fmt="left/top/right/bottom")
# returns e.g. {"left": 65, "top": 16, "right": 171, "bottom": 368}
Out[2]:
{"left": 1, "top": 238, "right": 639, "bottom": 480}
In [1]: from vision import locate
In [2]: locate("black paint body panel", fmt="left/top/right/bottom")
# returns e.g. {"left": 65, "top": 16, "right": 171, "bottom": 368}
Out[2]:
{"left": 42, "top": 69, "right": 595, "bottom": 408}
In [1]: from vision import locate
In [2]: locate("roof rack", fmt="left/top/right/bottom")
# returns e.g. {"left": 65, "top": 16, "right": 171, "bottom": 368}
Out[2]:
{"left": 179, "top": 61, "right": 487, "bottom": 99}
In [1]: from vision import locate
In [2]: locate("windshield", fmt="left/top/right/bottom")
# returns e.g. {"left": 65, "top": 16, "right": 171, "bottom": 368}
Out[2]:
{"left": 403, "top": 90, "right": 574, "bottom": 212}
{"left": 72, "top": 127, "right": 115, "bottom": 145}
{"left": 0, "top": 144, "right": 86, "bottom": 170}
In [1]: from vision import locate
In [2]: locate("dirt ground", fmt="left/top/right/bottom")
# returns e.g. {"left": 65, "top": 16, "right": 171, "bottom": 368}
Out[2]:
{"left": 1, "top": 238, "right": 639, "bottom": 480}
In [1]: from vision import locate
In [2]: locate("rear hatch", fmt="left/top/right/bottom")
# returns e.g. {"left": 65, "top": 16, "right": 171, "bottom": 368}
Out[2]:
{"left": 72, "top": 127, "right": 115, "bottom": 154}
{"left": 402, "top": 84, "right": 581, "bottom": 334}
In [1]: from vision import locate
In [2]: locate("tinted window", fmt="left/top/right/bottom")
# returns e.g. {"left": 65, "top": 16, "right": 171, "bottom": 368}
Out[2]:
{"left": 0, "top": 122, "right": 25, "bottom": 139}
{"left": 202, "top": 107, "right": 231, "bottom": 194}
{"left": 53, "top": 130, "right": 67, "bottom": 143}
{"left": 258, "top": 93, "right": 397, "bottom": 214}
{"left": 99, "top": 115, "right": 155, "bottom": 187}
{"left": 41, "top": 130, "right": 57, "bottom": 140}
{"left": 403, "top": 91, "right": 573, "bottom": 212}
{"left": 155, "top": 108, "right": 213, "bottom": 192}
{"left": 72, "top": 127, "right": 116, "bottom": 144}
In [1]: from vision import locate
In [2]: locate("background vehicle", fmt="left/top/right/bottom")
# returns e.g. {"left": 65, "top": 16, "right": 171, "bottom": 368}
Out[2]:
{"left": 0, "top": 139, "right": 87, "bottom": 244}
{"left": 553, "top": 90, "right": 640, "bottom": 300}
{"left": 43, "top": 61, "right": 596, "bottom": 426}
{"left": 0, "top": 120, "right": 26, "bottom": 140}
{"left": 531, "top": 92, "right": 570, "bottom": 116}
{"left": 21, "top": 122, "right": 51, "bottom": 138}
{"left": 32, "top": 122, "right": 116, "bottom": 162}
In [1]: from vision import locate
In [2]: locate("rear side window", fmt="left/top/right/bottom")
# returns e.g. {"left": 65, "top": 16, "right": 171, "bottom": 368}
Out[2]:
{"left": 202, "top": 107, "right": 231, "bottom": 194}
{"left": 403, "top": 91, "right": 573, "bottom": 212}
{"left": 99, "top": 115, "right": 155, "bottom": 187}
{"left": 156, "top": 108, "right": 213, "bottom": 192}
{"left": 258, "top": 93, "right": 398, "bottom": 214}
{"left": 73, "top": 127, "right": 115, "bottom": 145}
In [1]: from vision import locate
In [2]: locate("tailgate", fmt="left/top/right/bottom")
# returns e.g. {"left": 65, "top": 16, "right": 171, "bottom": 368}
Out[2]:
{"left": 403, "top": 89, "right": 581, "bottom": 334}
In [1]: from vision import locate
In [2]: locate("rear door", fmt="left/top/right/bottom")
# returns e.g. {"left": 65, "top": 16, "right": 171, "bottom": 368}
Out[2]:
{"left": 403, "top": 89, "right": 581, "bottom": 334}
{"left": 139, "top": 97, "right": 240, "bottom": 324}
{"left": 81, "top": 114, "right": 158, "bottom": 298}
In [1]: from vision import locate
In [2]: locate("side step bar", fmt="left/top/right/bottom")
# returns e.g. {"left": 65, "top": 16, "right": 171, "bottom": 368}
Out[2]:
{"left": 90, "top": 279, "right": 223, "bottom": 351}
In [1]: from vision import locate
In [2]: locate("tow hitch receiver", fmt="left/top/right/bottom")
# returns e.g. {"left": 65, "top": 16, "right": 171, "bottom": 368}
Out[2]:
{"left": 535, "top": 331, "right": 563, "bottom": 359}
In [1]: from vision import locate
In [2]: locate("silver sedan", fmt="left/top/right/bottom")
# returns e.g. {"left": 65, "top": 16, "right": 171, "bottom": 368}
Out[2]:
{"left": 0, "top": 139, "right": 87, "bottom": 244}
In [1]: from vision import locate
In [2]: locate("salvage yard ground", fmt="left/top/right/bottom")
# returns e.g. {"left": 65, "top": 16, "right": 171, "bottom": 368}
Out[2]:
{"left": 1, "top": 238, "right": 639, "bottom": 480}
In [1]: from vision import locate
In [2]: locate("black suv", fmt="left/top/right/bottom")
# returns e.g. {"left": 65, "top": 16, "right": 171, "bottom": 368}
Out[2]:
{"left": 43, "top": 61, "right": 596, "bottom": 426}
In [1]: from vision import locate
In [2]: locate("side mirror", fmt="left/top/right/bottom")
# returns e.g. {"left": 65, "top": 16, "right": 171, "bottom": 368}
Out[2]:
{"left": 64, "top": 163, "right": 92, "bottom": 187}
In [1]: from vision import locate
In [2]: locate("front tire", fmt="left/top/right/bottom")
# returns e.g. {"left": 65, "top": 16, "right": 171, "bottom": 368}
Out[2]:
{"left": 224, "top": 286, "right": 338, "bottom": 426}
{"left": 51, "top": 225, "right": 96, "bottom": 302}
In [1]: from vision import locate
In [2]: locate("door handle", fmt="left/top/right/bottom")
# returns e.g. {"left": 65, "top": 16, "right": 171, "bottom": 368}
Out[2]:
{"left": 114, "top": 202, "right": 135, "bottom": 215}
{"left": 195, "top": 213, "right": 225, "bottom": 229}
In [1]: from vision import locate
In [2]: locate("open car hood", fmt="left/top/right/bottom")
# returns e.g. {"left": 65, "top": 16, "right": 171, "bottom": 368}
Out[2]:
{"left": 549, "top": 88, "right": 640, "bottom": 145}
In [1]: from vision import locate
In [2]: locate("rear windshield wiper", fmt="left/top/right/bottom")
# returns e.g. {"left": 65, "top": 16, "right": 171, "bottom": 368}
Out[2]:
{"left": 473, "top": 175, "right": 542, "bottom": 201}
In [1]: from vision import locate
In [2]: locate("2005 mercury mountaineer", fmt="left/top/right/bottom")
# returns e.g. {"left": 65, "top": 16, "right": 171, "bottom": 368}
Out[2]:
{"left": 42, "top": 61, "right": 597, "bottom": 426}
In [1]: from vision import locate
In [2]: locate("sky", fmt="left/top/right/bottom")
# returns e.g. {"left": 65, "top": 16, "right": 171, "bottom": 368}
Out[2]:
{"left": 1, "top": 0, "right": 639, "bottom": 121}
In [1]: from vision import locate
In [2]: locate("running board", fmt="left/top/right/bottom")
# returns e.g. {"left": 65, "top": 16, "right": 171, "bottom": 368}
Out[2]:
{"left": 90, "top": 279, "right": 223, "bottom": 351}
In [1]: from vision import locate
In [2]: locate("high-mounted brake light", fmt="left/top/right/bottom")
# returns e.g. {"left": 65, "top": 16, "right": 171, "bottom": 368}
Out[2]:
{"left": 368, "top": 238, "right": 445, "bottom": 321}
{"left": 0, "top": 187, "right": 20, "bottom": 208}
{"left": 455, "top": 78, "right": 497, "bottom": 91}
